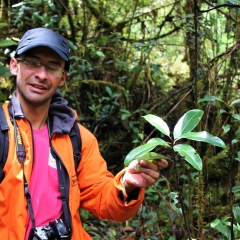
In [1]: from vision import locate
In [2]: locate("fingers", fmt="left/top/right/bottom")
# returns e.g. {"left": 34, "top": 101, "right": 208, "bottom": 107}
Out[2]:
{"left": 125, "top": 158, "right": 168, "bottom": 189}
{"left": 138, "top": 160, "right": 162, "bottom": 180}
{"left": 141, "top": 172, "right": 157, "bottom": 186}
{"left": 138, "top": 160, "right": 158, "bottom": 171}
{"left": 138, "top": 159, "right": 168, "bottom": 185}
{"left": 138, "top": 159, "right": 168, "bottom": 170}
{"left": 141, "top": 167, "right": 160, "bottom": 180}
{"left": 154, "top": 159, "right": 168, "bottom": 169}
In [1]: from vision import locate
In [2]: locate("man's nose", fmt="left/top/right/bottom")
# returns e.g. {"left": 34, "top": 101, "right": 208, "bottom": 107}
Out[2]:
{"left": 34, "top": 65, "right": 48, "bottom": 79}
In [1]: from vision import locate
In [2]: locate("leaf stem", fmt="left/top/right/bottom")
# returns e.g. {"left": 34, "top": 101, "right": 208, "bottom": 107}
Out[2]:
{"left": 173, "top": 154, "right": 192, "bottom": 240}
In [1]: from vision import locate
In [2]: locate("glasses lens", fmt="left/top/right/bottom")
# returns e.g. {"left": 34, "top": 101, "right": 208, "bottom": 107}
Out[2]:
{"left": 20, "top": 59, "right": 63, "bottom": 77}
{"left": 47, "top": 65, "right": 63, "bottom": 77}
{"left": 24, "top": 59, "right": 40, "bottom": 69}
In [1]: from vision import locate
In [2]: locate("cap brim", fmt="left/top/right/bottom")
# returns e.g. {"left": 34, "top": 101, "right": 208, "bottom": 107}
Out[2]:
{"left": 16, "top": 43, "right": 68, "bottom": 61}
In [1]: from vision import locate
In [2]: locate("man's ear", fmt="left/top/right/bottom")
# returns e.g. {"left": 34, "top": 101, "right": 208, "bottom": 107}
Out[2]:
{"left": 58, "top": 71, "right": 67, "bottom": 87}
{"left": 10, "top": 58, "right": 18, "bottom": 76}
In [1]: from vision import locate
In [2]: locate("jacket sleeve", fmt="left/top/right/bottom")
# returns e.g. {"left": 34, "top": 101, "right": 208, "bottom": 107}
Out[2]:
{"left": 76, "top": 125, "right": 144, "bottom": 222}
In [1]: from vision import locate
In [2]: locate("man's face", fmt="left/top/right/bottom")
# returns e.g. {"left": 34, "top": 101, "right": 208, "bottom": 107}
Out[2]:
{"left": 10, "top": 46, "right": 67, "bottom": 108}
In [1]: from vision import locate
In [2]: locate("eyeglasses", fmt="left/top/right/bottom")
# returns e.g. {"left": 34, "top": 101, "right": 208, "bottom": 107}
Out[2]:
{"left": 16, "top": 58, "right": 66, "bottom": 77}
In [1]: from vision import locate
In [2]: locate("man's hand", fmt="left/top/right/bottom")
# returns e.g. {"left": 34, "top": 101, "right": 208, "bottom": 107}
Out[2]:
{"left": 122, "top": 159, "right": 168, "bottom": 195}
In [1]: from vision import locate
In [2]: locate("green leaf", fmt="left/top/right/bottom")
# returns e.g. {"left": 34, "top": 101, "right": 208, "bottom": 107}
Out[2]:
{"left": 201, "top": 25, "right": 215, "bottom": 41}
{"left": 124, "top": 139, "right": 170, "bottom": 166}
{"left": 210, "top": 219, "right": 230, "bottom": 238}
{"left": 131, "top": 42, "right": 145, "bottom": 47}
{"left": 173, "top": 144, "right": 202, "bottom": 171}
{"left": 0, "top": 39, "right": 17, "bottom": 47}
{"left": 227, "top": 0, "right": 238, "bottom": 4}
{"left": 150, "top": 63, "right": 160, "bottom": 73}
{"left": 235, "top": 129, "right": 240, "bottom": 137}
{"left": 105, "top": 86, "right": 112, "bottom": 97}
{"left": 121, "top": 113, "right": 131, "bottom": 120}
{"left": 143, "top": 114, "right": 170, "bottom": 137}
{"left": 233, "top": 206, "right": 240, "bottom": 225}
{"left": 138, "top": 133, "right": 144, "bottom": 141}
{"left": 116, "top": 61, "right": 128, "bottom": 67}
{"left": 96, "top": 51, "right": 105, "bottom": 59}
{"left": 179, "top": 131, "right": 226, "bottom": 148}
{"left": 124, "top": 143, "right": 157, "bottom": 166}
{"left": 180, "top": 174, "right": 189, "bottom": 181}
{"left": 130, "top": 65, "right": 143, "bottom": 74}
{"left": 232, "top": 114, "right": 240, "bottom": 121}
{"left": 173, "top": 110, "right": 204, "bottom": 139}
{"left": 120, "top": 109, "right": 130, "bottom": 114}
{"left": 0, "top": 66, "right": 11, "bottom": 77}
{"left": 0, "top": 92, "right": 7, "bottom": 101}
{"left": 97, "top": 35, "right": 108, "bottom": 45}
{"left": 198, "top": 95, "right": 225, "bottom": 103}
{"left": 220, "top": 109, "right": 227, "bottom": 114}
{"left": 222, "top": 124, "right": 231, "bottom": 135}
{"left": 0, "top": 23, "right": 7, "bottom": 28}
{"left": 230, "top": 99, "right": 240, "bottom": 106}
{"left": 232, "top": 186, "right": 240, "bottom": 193}
{"left": 140, "top": 152, "right": 170, "bottom": 161}
{"left": 68, "top": 40, "right": 78, "bottom": 51}
{"left": 168, "top": 192, "right": 182, "bottom": 214}
{"left": 232, "top": 139, "right": 240, "bottom": 145}
{"left": 147, "top": 137, "right": 171, "bottom": 148}
{"left": 112, "top": 93, "right": 120, "bottom": 98}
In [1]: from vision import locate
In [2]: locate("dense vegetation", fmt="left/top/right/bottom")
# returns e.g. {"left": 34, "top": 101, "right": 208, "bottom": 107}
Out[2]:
{"left": 0, "top": 0, "right": 240, "bottom": 239}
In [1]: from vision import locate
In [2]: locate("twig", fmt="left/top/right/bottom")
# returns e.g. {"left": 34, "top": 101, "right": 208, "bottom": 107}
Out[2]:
{"left": 166, "top": 88, "right": 193, "bottom": 117}
{"left": 173, "top": 156, "right": 192, "bottom": 240}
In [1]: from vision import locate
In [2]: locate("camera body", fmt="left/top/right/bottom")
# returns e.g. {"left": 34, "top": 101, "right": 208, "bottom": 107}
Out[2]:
{"left": 29, "top": 219, "right": 69, "bottom": 240}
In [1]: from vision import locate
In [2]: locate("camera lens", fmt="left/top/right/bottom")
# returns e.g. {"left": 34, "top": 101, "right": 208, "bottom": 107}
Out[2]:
{"left": 42, "top": 226, "right": 51, "bottom": 231}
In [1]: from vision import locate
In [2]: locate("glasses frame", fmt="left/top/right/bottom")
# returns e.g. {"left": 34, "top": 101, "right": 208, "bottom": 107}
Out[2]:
{"left": 16, "top": 57, "right": 66, "bottom": 77}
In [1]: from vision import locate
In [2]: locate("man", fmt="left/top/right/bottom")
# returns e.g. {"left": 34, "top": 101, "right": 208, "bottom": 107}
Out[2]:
{"left": 0, "top": 28, "right": 168, "bottom": 239}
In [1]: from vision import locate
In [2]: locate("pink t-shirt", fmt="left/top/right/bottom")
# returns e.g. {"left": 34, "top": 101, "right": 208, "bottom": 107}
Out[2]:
{"left": 25, "top": 125, "right": 63, "bottom": 239}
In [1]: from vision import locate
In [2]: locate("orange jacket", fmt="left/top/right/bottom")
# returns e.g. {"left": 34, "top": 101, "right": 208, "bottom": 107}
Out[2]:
{"left": 0, "top": 92, "right": 144, "bottom": 239}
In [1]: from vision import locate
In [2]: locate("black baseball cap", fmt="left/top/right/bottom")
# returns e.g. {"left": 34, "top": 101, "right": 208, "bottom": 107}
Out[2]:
{"left": 15, "top": 28, "right": 70, "bottom": 70}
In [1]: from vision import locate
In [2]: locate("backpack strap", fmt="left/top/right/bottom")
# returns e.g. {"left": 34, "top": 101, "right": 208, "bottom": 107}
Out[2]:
{"left": 0, "top": 106, "right": 9, "bottom": 182}
{"left": 69, "top": 121, "right": 82, "bottom": 169}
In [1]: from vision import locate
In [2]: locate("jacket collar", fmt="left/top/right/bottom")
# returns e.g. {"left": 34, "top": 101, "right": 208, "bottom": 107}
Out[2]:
{"left": 8, "top": 90, "right": 76, "bottom": 135}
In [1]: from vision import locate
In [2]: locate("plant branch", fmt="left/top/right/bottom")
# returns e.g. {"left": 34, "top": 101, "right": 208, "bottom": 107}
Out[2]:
{"left": 122, "top": 26, "right": 182, "bottom": 43}
{"left": 144, "top": 85, "right": 193, "bottom": 144}
{"left": 166, "top": 88, "right": 193, "bottom": 117}
{"left": 149, "top": 84, "right": 192, "bottom": 113}
{"left": 210, "top": 43, "right": 240, "bottom": 75}
{"left": 58, "top": 0, "right": 76, "bottom": 42}
{"left": 197, "top": 1, "right": 240, "bottom": 13}
{"left": 173, "top": 156, "right": 192, "bottom": 240}
{"left": 83, "top": 0, "right": 113, "bottom": 29}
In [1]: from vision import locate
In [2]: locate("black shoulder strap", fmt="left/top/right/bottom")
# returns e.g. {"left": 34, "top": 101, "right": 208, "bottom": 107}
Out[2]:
{"left": 53, "top": 121, "right": 82, "bottom": 236}
{"left": 0, "top": 106, "right": 9, "bottom": 182}
{"left": 69, "top": 121, "right": 82, "bottom": 169}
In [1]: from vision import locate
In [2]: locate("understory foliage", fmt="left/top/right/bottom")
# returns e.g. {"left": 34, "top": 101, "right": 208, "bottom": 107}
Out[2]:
{"left": 0, "top": 0, "right": 240, "bottom": 239}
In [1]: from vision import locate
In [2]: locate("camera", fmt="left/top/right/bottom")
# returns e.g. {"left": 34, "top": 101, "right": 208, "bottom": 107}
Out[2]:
{"left": 29, "top": 219, "right": 69, "bottom": 240}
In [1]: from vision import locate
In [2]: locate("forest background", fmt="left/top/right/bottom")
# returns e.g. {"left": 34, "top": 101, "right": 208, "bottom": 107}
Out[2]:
{"left": 0, "top": 0, "right": 240, "bottom": 239}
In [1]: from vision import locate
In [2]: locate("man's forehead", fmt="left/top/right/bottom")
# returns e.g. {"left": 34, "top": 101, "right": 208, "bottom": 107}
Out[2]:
{"left": 22, "top": 46, "right": 65, "bottom": 62}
